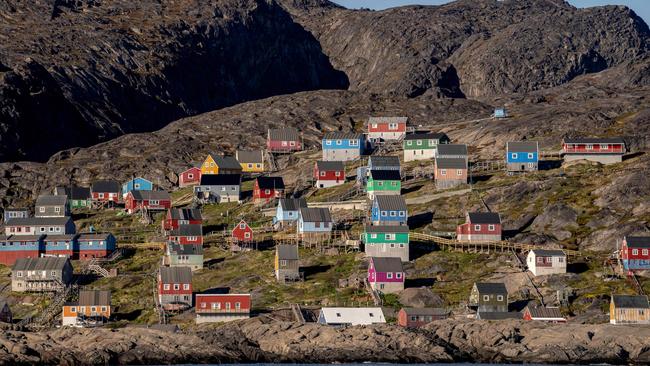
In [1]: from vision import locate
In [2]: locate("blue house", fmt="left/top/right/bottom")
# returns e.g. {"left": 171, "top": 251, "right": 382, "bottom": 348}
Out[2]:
{"left": 371, "top": 195, "right": 408, "bottom": 226}
{"left": 273, "top": 198, "right": 308, "bottom": 228}
{"left": 494, "top": 108, "right": 507, "bottom": 119}
{"left": 122, "top": 177, "right": 153, "bottom": 197}
{"left": 322, "top": 132, "right": 365, "bottom": 162}
{"left": 298, "top": 207, "right": 333, "bottom": 235}
{"left": 506, "top": 141, "right": 539, "bottom": 173}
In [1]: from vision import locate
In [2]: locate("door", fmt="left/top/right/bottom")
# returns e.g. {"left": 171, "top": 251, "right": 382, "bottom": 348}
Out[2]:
{"left": 521, "top": 164, "right": 525, "bottom": 171}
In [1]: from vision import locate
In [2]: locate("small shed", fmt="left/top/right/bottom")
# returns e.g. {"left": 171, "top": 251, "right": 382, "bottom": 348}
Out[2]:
{"left": 318, "top": 307, "right": 386, "bottom": 326}
{"left": 610, "top": 294, "right": 650, "bottom": 325}
{"left": 275, "top": 244, "right": 300, "bottom": 282}
{"left": 397, "top": 308, "right": 448, "bottom": 327}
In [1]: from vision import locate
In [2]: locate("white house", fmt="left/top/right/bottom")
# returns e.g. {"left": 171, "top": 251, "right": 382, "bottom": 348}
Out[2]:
{"left": 526, "top": 249, "right": 567, "bottom": 276}
{"left": 317, "top": 307, "right": 386, "bottom": 326}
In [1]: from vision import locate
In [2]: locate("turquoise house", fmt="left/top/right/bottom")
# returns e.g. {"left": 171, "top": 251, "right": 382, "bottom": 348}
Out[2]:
{"left": 273, "top": 198, "right": 307, "bottom": 228}
{"left": 122, "top": 177, "right": 153, "bottom": 197}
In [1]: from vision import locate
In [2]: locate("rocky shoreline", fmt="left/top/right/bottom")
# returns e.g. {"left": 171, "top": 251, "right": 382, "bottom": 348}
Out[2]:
{"left": 1, "top": 318, "right": 650, "bottom": 365}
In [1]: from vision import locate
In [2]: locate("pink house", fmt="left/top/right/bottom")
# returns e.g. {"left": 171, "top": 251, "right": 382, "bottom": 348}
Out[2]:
{"left": 368, "top": 257, "right": 404, "bottom": 294}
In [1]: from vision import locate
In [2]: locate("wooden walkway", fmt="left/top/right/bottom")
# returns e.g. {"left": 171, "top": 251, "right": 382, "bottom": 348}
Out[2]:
{"left": 410, "top": 232, "right": 579, "bottom": 256}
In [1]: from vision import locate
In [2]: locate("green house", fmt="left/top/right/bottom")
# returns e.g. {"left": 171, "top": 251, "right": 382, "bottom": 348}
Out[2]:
{"left": 361, "top": 225, "right": 409, "bottom": 261}
{"left": 366, "top": 170, "right": 401, "bottom": 199}
{"left": 403, "top": 132, "right": 450, "bottom": 162}
{"left": 54, "top": 186, "right": 92, "bottom": 209}
{"left": 164, "top": 242, "right": 203, "bottom": 271}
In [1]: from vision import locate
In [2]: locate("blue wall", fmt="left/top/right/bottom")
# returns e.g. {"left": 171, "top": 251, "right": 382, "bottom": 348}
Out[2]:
{"left": 322, "top": 138, "right": 363, "bottom": 152}
{"left": 371, "top": 202, "right": 407, "bottom": 224}
{"left": 506, "top": 152, "right": 538, "bottom": 163}
{"left": 122, "top": 177, "right": 153, "bottom": 195}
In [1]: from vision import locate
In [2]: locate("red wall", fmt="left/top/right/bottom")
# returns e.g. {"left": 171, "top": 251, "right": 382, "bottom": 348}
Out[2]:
{"left": 457, "top": 223, "right": 502, "bottom": 236}
{"left": 232, "top": 223, "right": 253, "bottom": 242}
{"left": 621, "top": 242, "right": 650, "bottom": 260}
{"left": 0, "top": 251, "right": 40, "bottom": 265}
{"left": 125, "top": 195, "right": 171, "bottom": 211}
{"left": 158, "top": 279, "right": 192, "bottom": 296}
{"left": 563, "top": 143, "right": 624, "bottom": 154}
{"left": 267, "top": 140, "right": 302, "bottom": 151}
{"left": 92, "top": 192, "right": 120, "bottom": 202}
{"left": 314, "top": 168, "right": 345, "bottom": 181}
{"left": 195, "top": 294, "right": 251, "bottom": 313}
{"left": 168, "top": 235, "right": 203, "bottom": 245}
{"left": 180, "top": 168, "right": 201, "bottom": 186}
{"left": 368, "top": 122, "right": 407, "bottom": 132}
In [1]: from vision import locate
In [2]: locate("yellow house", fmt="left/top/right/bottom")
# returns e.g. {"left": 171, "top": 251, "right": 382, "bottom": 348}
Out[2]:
{"left": 201, "top": 154, "right": 243, "bottom": 175}
{"left": 236, "top": 150, "right": 265, "bottom": 173}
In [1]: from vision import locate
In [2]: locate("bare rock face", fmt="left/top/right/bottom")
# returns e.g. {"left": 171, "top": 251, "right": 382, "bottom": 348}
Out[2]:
{"left": 0, "top": 0, "right": 348, "bottom": 161}
{"left": 399, "top": 288, "right": 444, "bottom": 308}
{"left": 531, "top": 203, "right": 578, "bottom": 241}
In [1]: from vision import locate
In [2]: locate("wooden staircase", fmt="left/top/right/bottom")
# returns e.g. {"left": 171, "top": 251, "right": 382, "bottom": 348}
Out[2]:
{"left": 291, "top": 303, "right": 306, "bottom": 324}
{"left": 18, "top": 280, "right": 79, "bottom": 329}
{"left": 364, "top": 278, "right": 382, "bottom": 306}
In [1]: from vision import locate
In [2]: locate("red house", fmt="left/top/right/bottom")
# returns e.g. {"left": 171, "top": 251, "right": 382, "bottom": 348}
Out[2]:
{"left": 168, "top": 224, "right": 203, "bottom": 245}
{"left": 124, "top": 190, "right": 171, "bottom": 214}
{"left": 621, "top": 236, "right": 650, "bottom": 272}
{"left": 253, "top": 177, "right": 285, "bottom": 203}
{"left": 232, "top": 220, "right": 253, "bottom": 242}
{"left": 158, "top": 266, "right": 193, "bottom": 311}
{"left": 267, "top": 128, "right": 302, "bottom": 153}
{"left": 162, "top": 208, "right": 203, "bottom": 232}
{"left": 314, "top": 161, "right": 345, "bottom": 188}
{"left": 562, "top": 137, "right": 626, "bottom": 165}
{"left": 90, "top": 180, "right": 121, "bottom": 206}
{"left": 457, "top": 212, "right": 502, "bottom": 243}
{"left": 179, "top": 166, "right": 202, "bottom": 188}
{"left": 195, "top": 293, "right": 251, "bottom": 323}
{"left": 397, "top": 308, "right": 449, "bottom": 328}
{"left": 367, "top": 117, "right": 408, "bottom": 141}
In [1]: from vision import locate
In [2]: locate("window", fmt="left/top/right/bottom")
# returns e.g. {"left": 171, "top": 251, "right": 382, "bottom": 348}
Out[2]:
{"left": 600, "top": 144, "right": 608, "bottom": 150}
{"left": 315, "top": 222, "right": 321, "bottom": 228}
{"left": 265, "top": 189, "right": 271, "bottom": 195}
{"left": 511, "top": 153, "right": 518, "bottom": 159}
{"left": 212, "top": 302, "right": 220, "bottom": 310}
{"left": 256, "top": 164, "right": 261, "bottom": 168}
{"left": 390, "top": 243, "right": 395, "bottom": 248}
{"left": 633, "top": 249, "right": 639, "bottom": 255}
{"left": 643, "top": 249, "right": 649, "bottom": 256}
{"left": 440, "top": 169, "right": 447, "bottom": 176}
{"left": 558, "top": 257, "right": 564, "bottom": 263}
{"left": 164, "top": 284, "right": 170, "bottom": 290}
{"left": 225, "top": 302, "right": 231, "bottom": 310}
{"left": 407, "top": 141, "right": 412, "bottom": 146}
{"left": 51, "top": 271, "right": 56, "bottom": 276}
{"left": 488, "top": 224, "right": 495, "bottom": 231}
{"left": 496, "top": 295, "right": 503, "bottom": 302}
{"left": 98, "top": 193, "right": 104, "bottom": 199}
{"left": 410, "top": 316, "right": 417, "bottom": 321}
{"left": 320, "top": 171, "right": 326, "bottom": 177}
{"left": 387, "top": 272, "right": 393, "bottom": 279}
{"left": 244, "top": 232, "right": 251, "bottom": 238}
{"left": 187, "top": 236, "right": 197, "bottom": 242}
{"left": 201, "top": 302, "right": 207, "bottom": 308}
{"left": 173, "top": 284, "right": 180, "bottom": 290}
{"left": 385, "top": 233, "right": 395, "bottom": 240}
{"left": 91, "top": 306, "right": 97, "bottom": 312}
{"left": 335, "top": 171, "right": 341, "bottom": 177}
{"left": 370, "top": 233, "right": 377, "bottom": 239}
{"left": 325, "top": 140, "right": 332, "bottom": 145}
{"left": 389, "top": 123, "right": 398, "bottom": 130}
{"left": 221, "top": 187, "right": 226, "bottom": 191}
{"left": 70, "top": 306, "right": 77, "bottom": 313}
{"left": 586, "top": 144, "right": 593, "bottom": 150}
{"left": 371, "top": 123, "right": 378, "bottom": 128}
{"left": 289, "top": 141, "right": 296, "bottom": 147}
{"left": 16, "top": 271, "right": 22, "bottom": 277}
{"left": 134, "top": 183, "right": 141, "bottom": 189}
{"left": 336, "top": 140, "right": 342, "bottom": 145}
{"left": 49, "top": 227, "right": 54, "bottom": 232}
{"left": 528, "top": 153, "right": 534, "bottom": 159}
{"left": 474, "top": 224, "right": 481, "bottom": 231}
{"left": 280, "top": 260, "right": 287, "bottom": 266}
{"left": 235, "top": 302, "right": 241, "bottom": 310}
{"left": 381, "top": 211, "right": 387, "bottom": 217}
{"left": 377, "top": 181, "right": 383, "bottom": 186}
{"left": 150, "top": 200, "right": 159, "bottom": 205}
{"left": 240, "top": 223, "right": 246, "bottom": 229}
{"left": 391, "top": 181, "right": 397, "bottom": 187}
{"left": 537, "top": 257, "right": 544, "bottom": 263}
{"left": 281, "top": 141, "right": 288, "bottom": 147}
{"left": 396, "top": 273, "right": 402, "bottom": 279}
{"left": 483, "top": 295, "right": 489, "bottom": 302}
{"left": 79, "top": 307, "right": 85, "bottom": 313}
{"left": 55, "top": 207, "right": 61, "bottom": 213}
{"left": 183, "top": 284, "right": 190, "bottom": 290}
{"left": 398, "top": 211, "right": 405, "bottom": 217}
{"left": 456, "top": 169, "right": 463, "bottom": 176}
{"left": 416, "top": 140, "right": 422, "bottom": 146}
{"left": 390, "top": 211, "right": 396, "bottom": 217}
{"left": 428, "top": 139, "right": 435, "bottom": 146}
{"left": 39, "top": 207, "right": 45, "bottom": 213}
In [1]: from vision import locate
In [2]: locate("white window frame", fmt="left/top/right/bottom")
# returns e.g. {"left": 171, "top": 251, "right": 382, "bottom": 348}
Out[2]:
{"left": 381, "top": 211, "right": 387, "bottom": 217}
{"left": 474, "top": 224, "right": 481, "bottom": 231}
{"left": 336, "top": 140, "right": 342, "bottom": 145}
{"left": 456, "top": 169, "right": 463, "bottom": 176}
{"left": 173, "top": 284, "right": 180, "bottom": 290}
{"left": 244, "top": 232, "right": 251, "bottom": 239}
{"left": 398, "top": 211, "right": 405, "bottom": 217}
{"left": 325, "top": 140, "right": 332, "bottom": 146}
{"left": 385, "top": 233, "right": 395, "bottom": 240}
{"left": 527, "top": 153, "right": 534, "bottom": 159}
{"left": 482, "top": 295, "right": 489, "bottom": 302}
{"left": 496, "top": 295, "right": 504, "bottom": 302}
{"left": 183, "top": 284, "right": 190, "bottom": 290}
{"left": 387, "top": 272, "right": 393, "bottom": 279}
{"left": 163, "top": 284, "right": 170, "bottom": 290}
{"left": 633, "top": 249, "right": 639, "bottom": 255}
{"left": 488, "top": 224, "right": 495, "bottom": 232}
{"left": 416, "top": 140, "right": 422, "bottom": 146}
{"left": 511, "top": 153, "right": 518, "bottom": 159}
{"left": 39, "top": 207, "right": 45, "bottom": 213}
{"left": 335, "top": 171, "right": 341, "bottom": 177}
{"left": 440, "top": 169, "right": 447, "bottom": 176}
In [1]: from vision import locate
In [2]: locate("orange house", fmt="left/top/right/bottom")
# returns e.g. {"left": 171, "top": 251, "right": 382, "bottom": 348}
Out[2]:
{"left": 62, "top": 290, "right": 111, "bottom": 327}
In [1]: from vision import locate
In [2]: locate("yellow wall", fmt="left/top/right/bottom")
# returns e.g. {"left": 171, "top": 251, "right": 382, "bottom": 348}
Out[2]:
{"left": 201, "top": 155, "right": 219, "bottom": 175}
{"left": 241, "top": 162, "right": 265, "bottom": 173}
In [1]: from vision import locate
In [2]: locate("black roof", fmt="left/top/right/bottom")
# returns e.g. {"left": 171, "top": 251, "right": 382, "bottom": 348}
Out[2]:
{"left": 257, "top": 176, "right": 285, "bottom": 190}
{"left": 276, "top": 244, "right": 299, "bottom": 260}
{"left": 404, "top": 132, "right": 448, "bottom": 141}
{"left": 212, "top": 155, "right": 242, "bottom": 171}
{"left": 316, "top": 161, "right": 345, "bottom": 171}
{"left": 468, "top": 212, "right": 501, "bottom": 224}
{"left": 323, "top": 131, "right": 364, "bottom": 140}
{"left": 199, "top": 174, "right": 241, "bottom": 186}
{"left": 564, "top": 137, "right": 625, "bottom": 144}
{"left": 279, "top": 198, "right": 307, "bottom": 211}
{"left": 169, "top": 224, "right": 203, "bottom": 236}
{"left": 612, "top": 295, "right": 650, "bottom": 309}
{"left": 91, "top": 180, "right": 120, "bottom": 193}
{"left": 131, "top": 190, "right": 171, "bottom": 201}
{"left": 369, "top": 170, "right": 401, "bottom": 181}
{"left": 437, "top": 144, "right": 468, "bottom": 156}
{"left": 530, "top": 249, "right": 566, "bottom": 257}
{"left": 436, "top": 158, "right": 467, "bottom": 169}
{"left": 507, "top": 141, "right": 539, "bottom": 153}
{"left": 369, "top": 156, "right": 400, "bottom": 168}
{"left": 474, "top": 282, "right": 507, "bottom": 295}
{"left": 169, "top": 208, "right": 202, "bottom": 221}
{"left": 167, "top": 242, "right": 203, "bottom": 255}
{"left": 625, "top": 236, "right": 650, "bottom": 248}
{"left": 374, "top": 195, "right": 407, "bottom": 211}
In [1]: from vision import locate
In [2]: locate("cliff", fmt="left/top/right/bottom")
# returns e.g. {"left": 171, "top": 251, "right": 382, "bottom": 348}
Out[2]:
{"left": 1, "top": 319, "right": 650, "bottom": 364}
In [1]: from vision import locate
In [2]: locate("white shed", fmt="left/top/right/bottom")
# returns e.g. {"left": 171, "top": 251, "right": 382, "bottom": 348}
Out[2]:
{"left": 317, "top": 307, "right": 386, "bottom": 326}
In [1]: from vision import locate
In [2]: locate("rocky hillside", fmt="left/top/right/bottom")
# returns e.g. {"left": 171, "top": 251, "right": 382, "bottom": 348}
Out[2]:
{"left": 0, "top": 0, "right": 347, "bottom": 161}
{"left": 282, "top": 0, "right": 650, "bottom": 97}
{"left": 1, "top": 0, "right": 649, "bottom": 161}
{"left": 2, "top": 319, "right": 650, "bottom": 364}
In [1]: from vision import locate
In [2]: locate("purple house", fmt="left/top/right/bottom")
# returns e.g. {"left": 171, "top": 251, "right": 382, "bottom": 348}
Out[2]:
{"left": 368, "top": 257, "right": 404, "bottom": 294}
